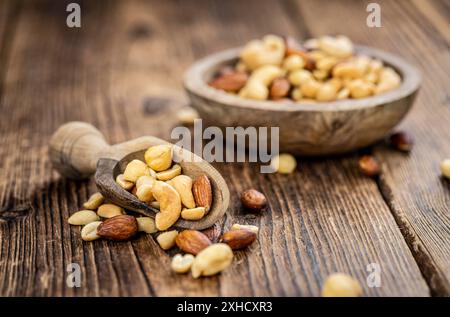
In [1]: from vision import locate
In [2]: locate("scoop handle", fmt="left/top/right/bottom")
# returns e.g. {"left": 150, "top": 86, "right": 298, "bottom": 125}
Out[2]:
{"left": 49, "top": 121, "right": 164, "bottom": 179}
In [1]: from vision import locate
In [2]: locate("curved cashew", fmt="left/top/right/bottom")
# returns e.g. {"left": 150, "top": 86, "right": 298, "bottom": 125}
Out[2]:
{"left": 152, "top": 181, "right": 181, "bottom": 230}
{"left": 167, "top": 175, "right": 196, "bottom": 209}
{"left": 191, "top": 243, "right": 234, "bottom": 278}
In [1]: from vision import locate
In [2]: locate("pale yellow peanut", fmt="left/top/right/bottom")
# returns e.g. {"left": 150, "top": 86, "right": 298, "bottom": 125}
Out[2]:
{"left": 68, "top": 210, "right": 100, "bottom": 225}
{"left": 288, "top": 69, "right": 313, "bottom": 86}
{"left": 123, "top": 159, "right": 150, "bottom": 182}
{"left": 136, "top": 184, "right": 154, "bottom": 202}
{"left": 171, "top": 254, "right": 195, "bottom": 274}
{"left": 316, "top": 83, "right": 338, "bottom": 102}
{"left": 136, "top": 217, "right": 157, "bottom": 234}
{"left": 291, "top": 88, "right": 303, "bottom": 101}
{"left": 282, "top": 55, "right": 305, "bottom": 72}
{"left": 97, "top": 204, "right": 125, "bottom": 218}
{"left": 348, "top": 79, "right": 375, "bottom": 99}
{"left": 313, "top": 69, "right": 329, "bottom": 81}
{"left": 321, "top": 273, "right": 363, "bottom": 297}
{"left": 239, "top": 81, "right": 269, "bottom": 100}
{"left": 156, "top": 230, "right": 178, "bottom": 250}
{"left": 181, "top": 207, "right": 206, "bottom": 220}
{"left": 136, "top": 175, "right": 155, "bottom": 189}
{"left": 116, "top": 174, "right": 134, "bottom": 191}
{"left": 336, "top": 88, "right": 350, "bottom": 100}
{"left": 81, "top": 221, "right": 102, "bottom": 241}
{"left": 300, "top": 80, "right": 320, "bottom": 99}
{"left": 144, "top": 145, "right": 173, "bottom": 172}
{"left": 156, "top": 164, "right": 182, "bottom": 181}
{"left": 83, "top": 192, "right": 104, "bottom": 210}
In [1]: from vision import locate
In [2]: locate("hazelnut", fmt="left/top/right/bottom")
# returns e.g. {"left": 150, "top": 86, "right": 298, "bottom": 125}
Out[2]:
{"left": 358, "top": 155, "right": 381, "bottom": 177}
{"left": 241, "top": 189, "right": 267, "bottom": 211}
{"left": 389, "top": 131, "right": 414, "bottom": 152}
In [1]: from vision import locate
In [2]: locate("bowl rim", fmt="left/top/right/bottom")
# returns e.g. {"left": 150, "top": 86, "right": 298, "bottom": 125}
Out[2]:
{"left": 184, "top": 45, "right": 421, "bottom": 112}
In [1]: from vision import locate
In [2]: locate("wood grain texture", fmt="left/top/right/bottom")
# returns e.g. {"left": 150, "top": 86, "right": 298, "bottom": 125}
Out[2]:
{"left": 290, "top": 0, "right": 450, "bottom": 296}
{"left": 0, "top": 0, "right": 447, "bottom": 296}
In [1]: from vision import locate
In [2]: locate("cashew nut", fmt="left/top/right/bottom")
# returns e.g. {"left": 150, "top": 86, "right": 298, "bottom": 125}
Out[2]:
{"left": 156, "top": 164, "right": 182, "bottom": 181}
{"left": 191, "top": 243, "right": 234, "bottom": 278}
{"left": 167, "top": 175, "right": 196, "bottom": 209}
{"left": 152, "top": 181, "right": 182, "bottom": 230}
{"left": 171, "top": 254, "right": 195, "bottom": 274}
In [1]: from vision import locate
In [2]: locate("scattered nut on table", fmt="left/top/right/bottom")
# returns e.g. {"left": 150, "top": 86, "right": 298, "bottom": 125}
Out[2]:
{"left": 68, "top": 210, "right": 100, "bottom": 225}
{"left": 321, "top": 273, "right": 363, "bottom": 297}
{"left": 156, "top": 230, "right": 179, "bottom": 250}
{"left": 175, "top": 230, "right": 212, "bottom": 255}
{"left": 191, "top": 243, "right": 234, "bottom": 278}
{"left": 171, "top": 254, "right": 195, "bottom": 273}
{"left": 83, "top": 192, "right": 104, "bottom": 210}
{"left": 358, "top": 155, "right": 381, "bottom": 177}
{"left": 97, "top": 203, "right": 125, "bottom": 218}
{"left": 220, "top": 229, "right": 257, "bottom": 250}
{"left": 389, "top": 131, "right": 414, "bottom": 152}
{"left": 271, "top": 153, "right": 297, "bottom": 174}
{"left": 241, "top": 189, "right": 267, "bottom": 211}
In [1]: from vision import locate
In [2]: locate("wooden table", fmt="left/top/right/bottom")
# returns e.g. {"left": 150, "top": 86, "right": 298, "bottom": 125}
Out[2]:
{"left": 0, "top": 0, "right": 448, "bottom": 297}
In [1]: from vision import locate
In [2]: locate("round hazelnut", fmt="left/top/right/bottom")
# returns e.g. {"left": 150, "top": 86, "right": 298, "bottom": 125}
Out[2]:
{"left": 241, "top": 189, "right": 267, "bottom": 211}
{"left": 358, "top": 155, "right": 381, "bottom": 177}
{"left": 389, "top": 131, "right": 414, "bottom": 152}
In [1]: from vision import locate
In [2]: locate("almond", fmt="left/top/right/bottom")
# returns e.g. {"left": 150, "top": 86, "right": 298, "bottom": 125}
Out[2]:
{"left": 97, "top": 215, "right": 138, "bottom": 241}
{"left": 201, "top": 223, "right": 222, "bottom": 243}
{"left": 209, "top": 71, "right": 248, "bottom": 92}
{"left": 192, "top": 174, "right": 212, "bottom": 213}
{"left": 220, "top": 229, "right": 257, "bottom": 250}
{"left": 269, "top": 77, "right": 290, "bottom": 100}
{"left": 175, "top": 230, "right": 212, "bottom": 255}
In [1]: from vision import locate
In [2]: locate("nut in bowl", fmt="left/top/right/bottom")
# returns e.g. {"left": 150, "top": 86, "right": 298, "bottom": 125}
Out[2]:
{"left": 184, "top": 35, "right": 421, "bottom": 155}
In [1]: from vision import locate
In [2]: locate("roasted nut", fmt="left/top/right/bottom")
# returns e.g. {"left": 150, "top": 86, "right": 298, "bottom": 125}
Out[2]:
{"left": 191, "top": 243, "right": 234, "bottom": 278}
{"left": 201, "top": 223, "right": 222, "bottom": 243}
{"left": 168, "top": 175, "right": 195, "bottom": 209}
{"left": 358, "top": 155, "right": 381, "bottom": 177}
{"left": 209, "top": 71, "right": 249, "bottom": 92}
{"left": 336, "top": 87, "right": 350, "bottom": 100}
{"left": 348, "top": 79, "right": 375, "bottom": 99}
{"left": 144, "top": 145, "right": 173, "bottom": 172}
{"left": 81, "top": 221, "right": 102, "bottom": 241}
{"left": 389, "top": 132, "right": 414, "bottom": 152}
{"left": 171, "top": 254, "right": 195, "bottom": 274}
{"left": 152, "top": 181, "right": 182, "bottom": 231}
{"left": 271, "top": 153, "right": 297, "bottom": 174}
{"left": 97, "top": 203, "right": 125, "bottom": 218}
{"left": 116, "top": 174, "right": 134, "bottom": 191}
{"left": 83, "top": 192, "right": 104, "bottom": 210}
{"left": 269, "top": 77, "right": 290, "bottom": 100}
{"left": 136, "top": 175, "right": 155, "bottom": 189}
{"left": 241, "top": 189, "right": 267, "bottom": 211}
{"left": 156, "top": 164, "right": 182, "bottom": 181}
{"left": 181, "top": 207, "right": 206, "bottom": 220}
{"left": 291, "top": 87, "right": 303, "bottom": 101}
{"left": 240, "top": 35, "right": 285, "bottom": 70}
{"left": 239, "top": 80, "right": 269, "bottom": 100}
{"left": 316, "top": 82, "right": 338, "bottom": 101}
{"left": 231, "top": 223, "right": 259, "bottom": 235}
{"left": 220, "top": 229, "right": 257, "bottom": 250}
{"left": 175, "top": 230, "right": 212, "bottom": 255}
{"left": 150, "top": 201, "right": 160, "bottom": 210}
{"left": 318, "top": 35, "right": 353, "bottom": 58}
{"left": 97, "top": 215, "right": 138, "bottom": 241}
{"left": 156, "top": 230, "right": 179, "bottom": 250}
{"left": 282, "top": 54, "right": 305, "bottom": 71}
{"left": 441, "top": 159, "right": 450, "bottom": 179}
{"left": 375, "top": 67, "right": 401, "bottom": 94}
{"left": 300, "top": 79, "right": 320, "bottom": 98}
{"left": 123, "top": 159, "right": 150, "bottom": 182}
{"left": 177, "top": 107, "right": 199, "bottom": 125}
{"left": 136, "top": 184, "right": 154, "bottom": 202}
{"left": 192, "top": 175, "right": 213, "bottom": 213}
{"left": 321, "top": 273, "right": 363, "bottom": 297}
{"left": 288, "top": 69, "right": 312, "bottom": 86}
{"left": 68, "top": 210, "right": 100, "bottom": 225}
{"left": 136, "top": 217, "right": 157, "bottom": 234}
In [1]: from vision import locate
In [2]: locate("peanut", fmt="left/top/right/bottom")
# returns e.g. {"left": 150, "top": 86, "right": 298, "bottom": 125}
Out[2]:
{"left": 116, "top": 174, "right": 134, "bottom": 191}
{"left": 81, "top": 221, "right": 102, "bottom": 241}
{"left": 191, "top": 243, "right": 234, "bottom": 278}
{"left": 68, "top": 210, "right": 100, "bottom": 225}
{"left": 171, "top": 254, "right": 195, "bottom": 274}
{"left": 156, "top": 230, "right": 178, "bottom": 250}
{"left": 181, "top": 207, "right": 206, "bottom": 220}
{"left": 123, "top": 159, "right": 150, "bottom": 182}
{"left": 83, "top": 192, "right": 104, "bottom": 210}
{"left": 321, "top": 273, "right": 363, "bottom": 297}
{"left": 97, "top": 204, "right": 125, "bottom": 218}
{"left": 136, "top": 217, "right": 158, "bottom": 234}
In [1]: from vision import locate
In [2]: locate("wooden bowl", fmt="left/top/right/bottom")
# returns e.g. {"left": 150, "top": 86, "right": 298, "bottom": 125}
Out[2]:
{"left": 183, "top": 46, "right": 421, "bottom": 156}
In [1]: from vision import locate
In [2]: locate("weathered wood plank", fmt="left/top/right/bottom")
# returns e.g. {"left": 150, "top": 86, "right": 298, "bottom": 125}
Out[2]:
{"left": 294, "top": 0, "right": 449, "bottom": 295}
{"left": 0, "top": 0, "right": 434, "bottom": 296}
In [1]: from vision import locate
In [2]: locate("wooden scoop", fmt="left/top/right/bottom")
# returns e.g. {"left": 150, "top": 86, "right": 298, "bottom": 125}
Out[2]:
{"left": 49, "top": 121, "right": 229, "bottom": 230}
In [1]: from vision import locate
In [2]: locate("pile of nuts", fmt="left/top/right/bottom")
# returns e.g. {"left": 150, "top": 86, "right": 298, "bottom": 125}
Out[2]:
{"left": 118, "top": 144, "right": 213, "bottom": 230}
{"left": 209, "top": 34, "right": 402, "bottom": 102}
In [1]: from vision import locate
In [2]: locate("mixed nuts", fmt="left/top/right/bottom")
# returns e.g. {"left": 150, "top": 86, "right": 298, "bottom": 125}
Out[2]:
{"left": 209, "top": 34, "right": 402, "bottom": 103}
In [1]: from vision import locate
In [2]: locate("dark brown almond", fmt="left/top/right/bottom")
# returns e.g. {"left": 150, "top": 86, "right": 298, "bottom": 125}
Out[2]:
{"left": 389, "top": 132, "right": 414, "bottom": 152}
{"left": 192, "top": 174, "right": 213, "bottom": 213}
{"left": 220, "top": 229, "right": 257, "bottom": 250}
{"left": 201, "top": 223, "right": 222, "bottom": 243}
{"left": 97, "top": 215, "right": 138, "bottom": 241}
{"left": 358, "top": 155, "right": 381, "bottom": 177}
{"left": 208, "top": 71, "right": 248, "bottom": 92}
{"left": 175, "top": 230, "right": 212, "bottom": 255}
{"left": 241, "top": 189, "right": 267, "bottom": 212}
{"left": 270, "top": 77, "right": 291, "bottom": 100}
